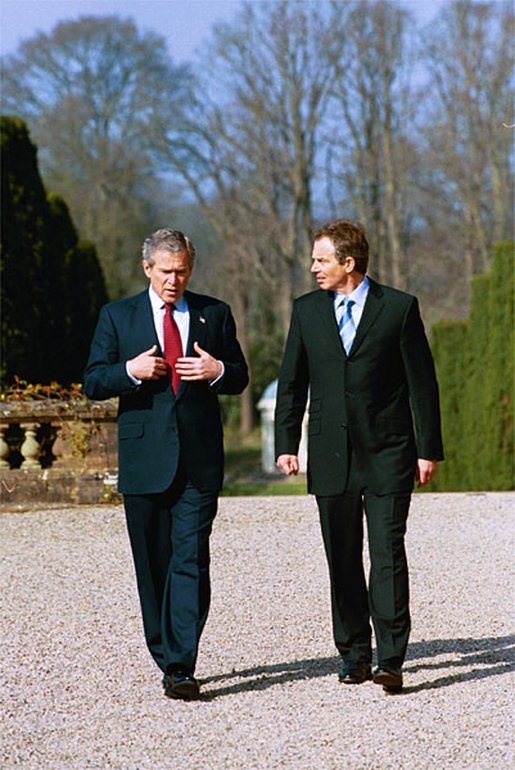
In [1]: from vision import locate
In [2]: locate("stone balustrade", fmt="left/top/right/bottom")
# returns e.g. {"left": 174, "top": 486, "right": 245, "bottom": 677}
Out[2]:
{"left": 0, "top": 399, "right": 120, "bottom": 506}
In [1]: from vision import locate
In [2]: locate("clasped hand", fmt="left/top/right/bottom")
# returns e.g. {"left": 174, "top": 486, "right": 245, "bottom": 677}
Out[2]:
{"left": 276, "top": 454, "right": 299, "bottom": 476}
{"left": 128, "top": 341, "right": 221, "bottom": 382}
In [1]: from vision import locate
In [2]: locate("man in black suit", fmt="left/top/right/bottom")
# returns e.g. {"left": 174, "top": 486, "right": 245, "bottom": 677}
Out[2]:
{"left": 84, "top": 228, "right": 248, "bottom": 700}
{"left": 275, "top": 219, "right": 443, "bottom": 693}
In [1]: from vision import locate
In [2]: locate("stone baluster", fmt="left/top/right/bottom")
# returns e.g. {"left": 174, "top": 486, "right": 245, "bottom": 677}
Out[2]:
{"left": 0, "top": 427, "right": 10, "bottom": 469}
{"left": 50, "top": 422, "right": 67, "bottom": 468}
{"left": 20, "top": 423, "right": 41, "bottom": 469}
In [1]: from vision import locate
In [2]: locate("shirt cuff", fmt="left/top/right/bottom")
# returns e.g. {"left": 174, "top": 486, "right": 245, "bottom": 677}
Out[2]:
{"left": 209, "top": 361, "right": 225, "bottom": 386}
{"left": 126, "top": 361, "right": 142, "bottom": 385}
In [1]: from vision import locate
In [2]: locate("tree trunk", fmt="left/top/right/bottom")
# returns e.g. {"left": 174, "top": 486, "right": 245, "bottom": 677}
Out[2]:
{"left": 232, "top": 290, "right": 253, "bottom": 435}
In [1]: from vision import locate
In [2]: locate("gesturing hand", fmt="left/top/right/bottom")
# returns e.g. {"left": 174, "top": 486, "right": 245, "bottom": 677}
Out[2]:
{"left": 175, "top": 341, "right": 223, "bottom": 381}
{"left": 127, "top": 345, "right": 168, "bottom": 381}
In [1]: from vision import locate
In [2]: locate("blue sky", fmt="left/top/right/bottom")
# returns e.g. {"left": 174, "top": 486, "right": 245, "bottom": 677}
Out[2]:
{"left": 0, "top": 0, "right": 242, "bottom": 60}
{"left": 1, "top": 0, "right": 449, "bottom": 63}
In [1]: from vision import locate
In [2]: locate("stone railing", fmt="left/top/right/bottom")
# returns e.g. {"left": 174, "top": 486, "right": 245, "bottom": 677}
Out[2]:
{"left": 0, "top": 399, "right": 120, "bottom": 506}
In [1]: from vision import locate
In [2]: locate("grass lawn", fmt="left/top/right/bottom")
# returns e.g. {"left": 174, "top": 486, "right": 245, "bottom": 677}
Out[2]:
{"left": 222, "top": 429, "right": 307, "bottom": 496}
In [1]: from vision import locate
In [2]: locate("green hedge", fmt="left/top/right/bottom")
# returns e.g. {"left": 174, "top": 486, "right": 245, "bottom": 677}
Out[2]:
{"left": 431, "top": 241, "right": 514, "bottom": 491}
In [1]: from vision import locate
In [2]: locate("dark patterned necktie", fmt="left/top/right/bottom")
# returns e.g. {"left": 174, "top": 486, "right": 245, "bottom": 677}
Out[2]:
{"left": 164, "top": 303, "right": 183, "bottom": 393}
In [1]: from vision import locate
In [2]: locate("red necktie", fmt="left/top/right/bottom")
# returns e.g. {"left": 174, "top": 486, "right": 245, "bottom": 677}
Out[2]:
{"left": 163, "top": 303, "right": 183, "bottom": 393}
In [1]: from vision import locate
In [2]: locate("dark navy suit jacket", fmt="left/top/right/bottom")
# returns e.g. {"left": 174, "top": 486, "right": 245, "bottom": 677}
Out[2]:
{"left": 84, "top": 289, "right": 248, "bottom": 494}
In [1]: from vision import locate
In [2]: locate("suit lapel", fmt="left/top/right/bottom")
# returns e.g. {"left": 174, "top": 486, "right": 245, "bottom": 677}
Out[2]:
{"left": 349, "top": 279, "right": 384, "bottom": 356}
{"left": 315, "top": 290, "right": 345, "bottom": 354}
{"left": 130, "top": 291, "right": 160, "bottom": 352}
{"left": 184, "top": 293, "right": 208, "bottom": 356}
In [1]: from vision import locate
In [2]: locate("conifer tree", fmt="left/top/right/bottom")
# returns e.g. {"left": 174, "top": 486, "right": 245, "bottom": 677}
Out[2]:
{"left": 1, "top": 116, "right": 107, "bottom": 386}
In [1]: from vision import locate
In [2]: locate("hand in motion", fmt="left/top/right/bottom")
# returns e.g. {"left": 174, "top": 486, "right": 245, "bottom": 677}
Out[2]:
{"left": 416, "top": 459, "right": 438, "bottom": 487}
{"left": 127, "top": 345, "right": 167, "bottom": 380}
{"left": 276, "top": 454, "right": 299, "bottom": 476}
{"left": 175, "top": 341, "right": 223, "bottom": 381}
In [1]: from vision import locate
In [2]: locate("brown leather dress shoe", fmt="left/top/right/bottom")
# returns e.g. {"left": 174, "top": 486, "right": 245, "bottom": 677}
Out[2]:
{"left": 163, "top": 671, "right": 200, "bottom": 700}
{"left": 373, "top": 666, "right": 403, "bottom": 694}
{"left": 338, "top": 661, "right": 372, "bottom": 684}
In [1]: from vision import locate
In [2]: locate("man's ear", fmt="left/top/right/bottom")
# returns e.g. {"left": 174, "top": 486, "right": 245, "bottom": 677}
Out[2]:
{"left": 345, "top": 256, "right": 356, "bottom": 274}
{"left": 142, "top": 259, "right": 151, "bottom": 278}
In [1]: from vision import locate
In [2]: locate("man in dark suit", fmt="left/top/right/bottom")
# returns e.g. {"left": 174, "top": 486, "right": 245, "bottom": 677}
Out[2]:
{"left": 275, "top": 219, "right": 443, "bottom": 693}
{"left": 84, "top": 228, "right": 248, "bottom": 700}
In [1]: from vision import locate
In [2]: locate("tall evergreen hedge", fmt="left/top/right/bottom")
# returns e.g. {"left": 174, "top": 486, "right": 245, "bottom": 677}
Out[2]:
{"left": 1, "top": 116, "right": 108, "bottom": 386}
{"left": 431, "top": 320, "right": 469, "bottom": 490}
{"left": 485, "top": 243, "right": 514, "bottom": 489}
{"left": 431, "top": 242, "right": 514, "bottom": 491}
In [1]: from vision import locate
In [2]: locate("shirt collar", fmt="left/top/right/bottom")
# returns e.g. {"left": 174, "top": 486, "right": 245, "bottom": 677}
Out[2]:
{"left": 148, "top": 286, "right": 188, "bottom": 313}
{"left": 333, "top": 275, "right": 370, "bottom": 309}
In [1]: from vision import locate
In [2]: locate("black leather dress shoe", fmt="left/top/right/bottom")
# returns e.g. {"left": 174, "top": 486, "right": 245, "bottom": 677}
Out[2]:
{"left": 163, "top": 671, "right": 200, "bottom": 700}
{"left": 372, "top": 666, "right": 403, "bottom": 694}
{"left": 338, "top": 661, "right": 372, "bottom": 684}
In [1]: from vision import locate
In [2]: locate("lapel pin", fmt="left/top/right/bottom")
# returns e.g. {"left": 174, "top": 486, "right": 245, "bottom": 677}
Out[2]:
{"left": 199, "top": 316, "right": 206, "bottom": 324}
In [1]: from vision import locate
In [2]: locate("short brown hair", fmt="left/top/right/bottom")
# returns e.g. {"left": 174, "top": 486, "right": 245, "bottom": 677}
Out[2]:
{"left": 313, "top": 219, "right": 369, "bottom": 274}
{"left": 142, "top": 228, "right": 196, "bottom": 267}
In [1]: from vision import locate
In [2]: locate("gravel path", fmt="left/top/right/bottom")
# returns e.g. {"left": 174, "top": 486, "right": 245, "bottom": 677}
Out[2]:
{"left": 1, "top": 492, "right": 513, "bottom": 770}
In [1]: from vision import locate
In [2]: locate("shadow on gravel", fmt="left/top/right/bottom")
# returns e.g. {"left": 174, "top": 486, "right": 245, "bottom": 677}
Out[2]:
{"left": 202, "top": 634, "right": 514, "bottom": 699}
{"left": 202, "top": 655, "right": 340, "bottom": 699}
{"left": 402, "top": 633, "right": 515, "bottom": 693}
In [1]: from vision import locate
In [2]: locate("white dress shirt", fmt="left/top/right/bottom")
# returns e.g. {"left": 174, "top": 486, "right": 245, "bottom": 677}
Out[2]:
{"left": 333, "top": 274, "right": 370, "bottom": 328}
{"left": 148, "top": 286, "right": 189, "bottom": 353}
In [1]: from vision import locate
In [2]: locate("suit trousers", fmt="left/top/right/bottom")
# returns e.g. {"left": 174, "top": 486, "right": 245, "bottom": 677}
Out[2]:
{"left": 124, "top": 470, "right": 218, "bottom": 675}
{"left": 316, "top": 449, "right": 411, "bottom": 667}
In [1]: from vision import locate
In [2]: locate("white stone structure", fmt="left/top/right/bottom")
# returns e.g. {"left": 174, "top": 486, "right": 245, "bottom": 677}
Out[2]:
{"left": 257, "top": 379, "right": 308, "bottom": 474}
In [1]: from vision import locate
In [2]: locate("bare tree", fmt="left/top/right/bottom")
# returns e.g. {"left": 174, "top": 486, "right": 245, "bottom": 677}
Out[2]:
{"left": 156, "top": 0, "right": 333, "bottom": 331}
{"left": 421, "top": 0, "right": 514, "bottom": 281}
{"left": 1, "top": 16, "right": 191, "bottom": 297}
{"left": 325, "top": 0, "right": 417, "bottom": 289}
{"left": 152, "top": 0, "right": 334, "bottom": 431}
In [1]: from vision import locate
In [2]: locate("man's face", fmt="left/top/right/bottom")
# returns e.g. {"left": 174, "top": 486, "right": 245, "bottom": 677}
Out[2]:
{"left": 143, "top": 248, "right": 192, "bottom": 303}
{"left": 310, "top": 236, "right": 351, "bottom": 293}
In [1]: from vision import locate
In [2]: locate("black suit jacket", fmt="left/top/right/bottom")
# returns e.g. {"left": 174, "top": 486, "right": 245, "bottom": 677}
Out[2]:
{"left": 275, "top": 279, "right": 444, "bottom": 495}
{"left": 83, "top": 289, "right": 248, "bottom": 494}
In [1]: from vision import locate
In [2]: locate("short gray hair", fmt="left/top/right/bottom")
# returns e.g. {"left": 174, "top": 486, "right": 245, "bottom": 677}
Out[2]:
{"left": 142, "top": 228, "right": 196, "bottom": 267}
